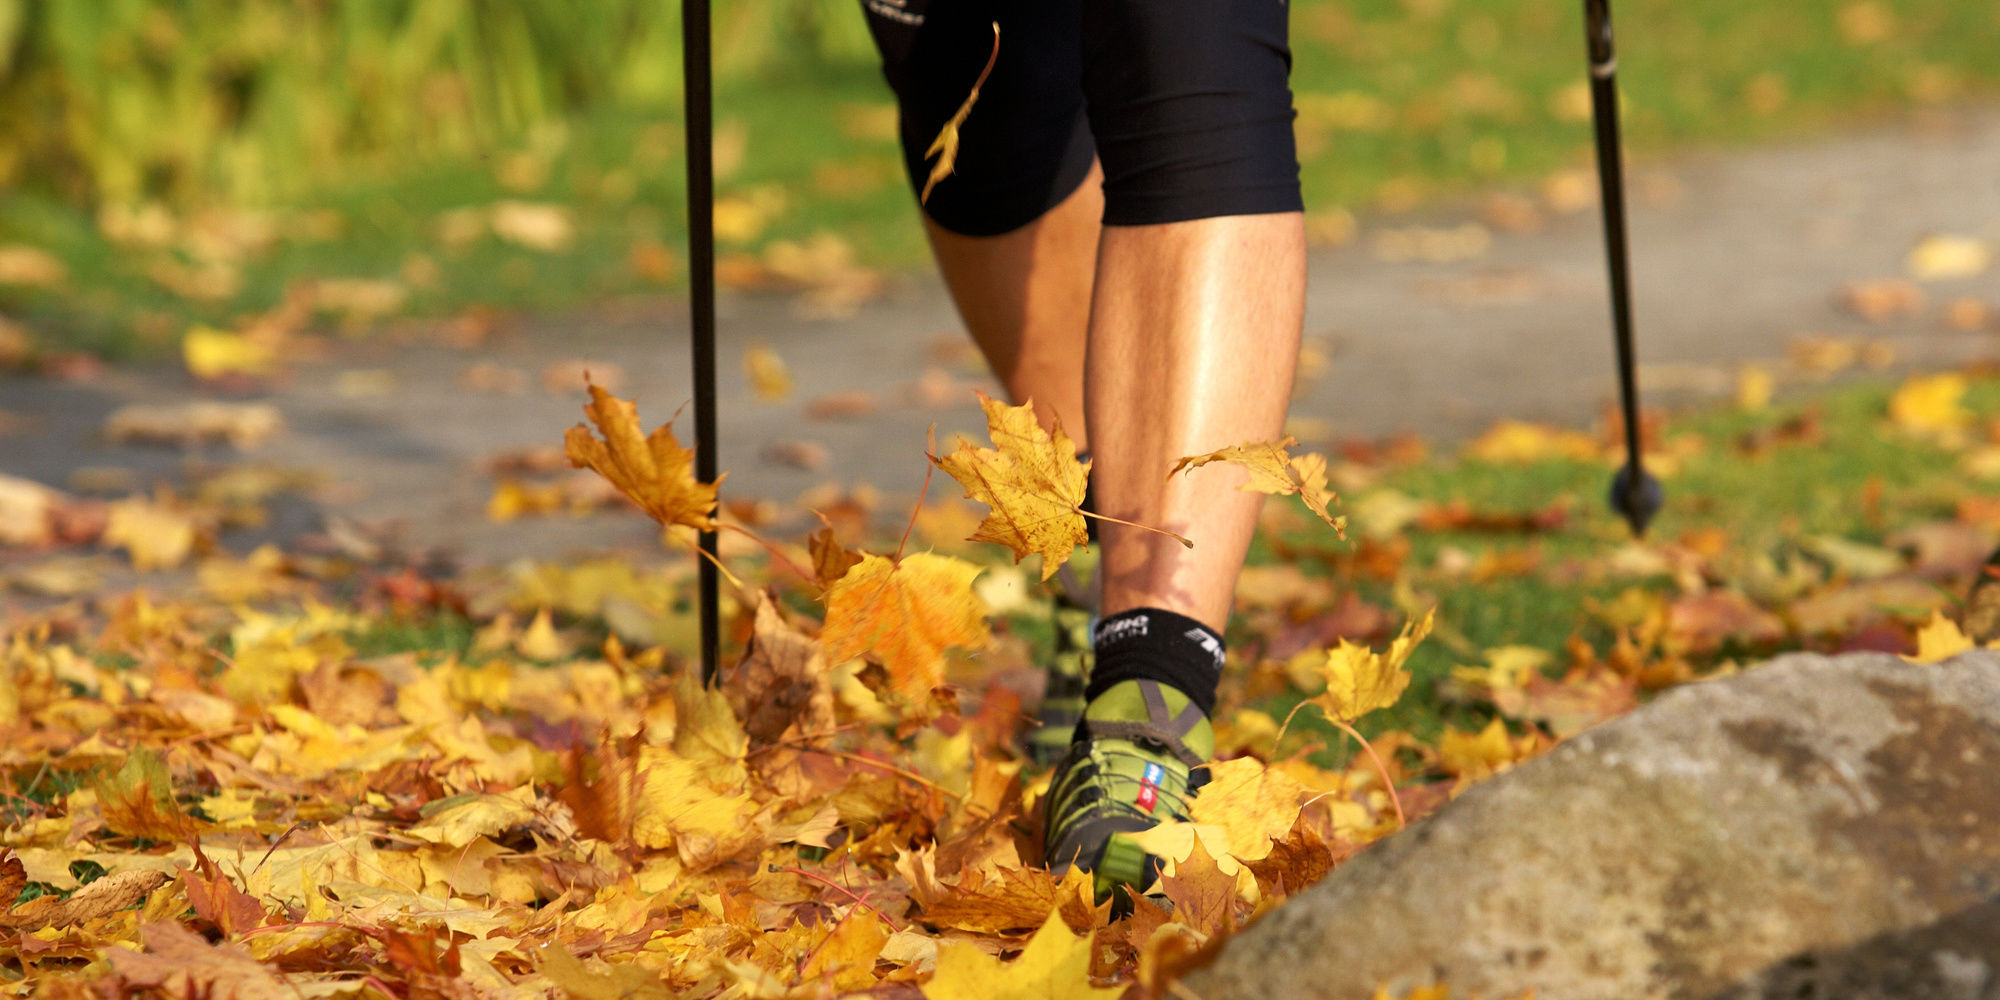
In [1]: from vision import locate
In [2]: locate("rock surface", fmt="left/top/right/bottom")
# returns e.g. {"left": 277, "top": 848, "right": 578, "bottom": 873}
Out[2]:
{"left": 1184, "top": 651, "right": 2000, "bottom": 1000}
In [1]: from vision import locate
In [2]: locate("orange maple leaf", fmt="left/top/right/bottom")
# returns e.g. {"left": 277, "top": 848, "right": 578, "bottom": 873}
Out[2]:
{"left": 1156, "top": 835, "right": 1239, "bottom": 939}
{"left": 563, "top": 383, "right": 719, "bottom": 531}
{"left": 821, "top": 552, "right": 989, "bottom": 699}
{"left": 931, "top": 394, "right": 1092, "bottom": 580}
{"left": 906, "top": 857, "right": 1099, "bottom": 936}
{"left": 1171, "top": 435, "right": 1345, "bottom": 534}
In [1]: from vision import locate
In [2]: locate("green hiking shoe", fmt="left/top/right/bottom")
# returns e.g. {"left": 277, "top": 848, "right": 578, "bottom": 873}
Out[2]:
{"left": 1041, "top": 679, "right": 1213, "bottom": 901}
{"left": 1023, "top": 601, "right": 1094, "bottom": 767}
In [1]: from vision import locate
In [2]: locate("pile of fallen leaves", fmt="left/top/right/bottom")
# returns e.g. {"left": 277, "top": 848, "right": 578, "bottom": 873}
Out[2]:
{"left": 0, "top": 388, "right": 1543, "bottom": 999}
{"left": 4, "top": 379, "right": 1997, "bottom": 999}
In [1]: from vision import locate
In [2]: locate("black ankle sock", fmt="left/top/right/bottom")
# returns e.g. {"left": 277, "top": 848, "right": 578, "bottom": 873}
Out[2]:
{"left": 1084, "top": 607, "right": 1224, "bottom": 717}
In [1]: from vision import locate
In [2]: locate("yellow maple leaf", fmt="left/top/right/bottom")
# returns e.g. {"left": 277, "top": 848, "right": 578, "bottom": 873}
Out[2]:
{"left": 1437, "top": 718, "right": 1543, "bottom": 783}
{"left": 920, "top": 24, "right": 999, "bottom": 204}
{"left": 183, "top": 324, "right": 282, "bottom": 380}
{"left": 1295, "top": 608, "right": 1435, "bottom": 723}
{"left": 406, "top": 790, "right": 536, "bottom": 849}
{"left": 537, "top": 946, "right": 674, "bottom": 1000}
{"left": 564, "top": 383, "right": 719, "bottom": 531}
{"left": 1122, "top": 821, "right": 1243, "bottom": 879}
{"left": 1189, "top": 757, "right": 1309, "bottom": 862}
{"left": 924, "top": 910, "right": 1119, "bottom": 1000}
{"left": 1888, "top": 372, "right": 1972, "bottom": 438}
{"left": 743, "top": 343, "right": 793, "bottom": 400}
{"left": 1171, "top": 435, "right": 1346, "bottom": 534}
{"left": 821, "top": 552, "right": 989, "bottom": 699}
{"left": 1905, "top": 609, "right": 1977, "bottom": 663}
{"left": 1465, "top": 419, "right": 1601, "bottom": 464}
{"left": 932, "top": 394, "right": 1091, "bottom": 580}
{"left": 631, "top": 747, "right": 769, "bottom": 870}
{"left": 102, "top": 496, "right": 201, "bottom": 570}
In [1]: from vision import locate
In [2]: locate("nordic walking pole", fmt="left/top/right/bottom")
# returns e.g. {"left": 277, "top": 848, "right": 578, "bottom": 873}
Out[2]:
{"left": 684, "top": 0, "right": 722, "bottom": 683}
{"left": 1583, "top": 0, "right": 1662, "bottom": 537}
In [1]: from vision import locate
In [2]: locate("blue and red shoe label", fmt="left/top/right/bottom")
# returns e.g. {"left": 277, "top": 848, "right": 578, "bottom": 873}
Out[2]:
{"left": 1135, "top": 762, "right": 1164, "bottom": 813}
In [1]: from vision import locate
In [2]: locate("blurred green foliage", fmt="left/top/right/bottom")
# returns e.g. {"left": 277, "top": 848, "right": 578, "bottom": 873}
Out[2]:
{"left": 0, "top": 0, "right": 874, "bottom": 207}
{"left": 0, "top": 0, "right": 1993, "bottom": 357}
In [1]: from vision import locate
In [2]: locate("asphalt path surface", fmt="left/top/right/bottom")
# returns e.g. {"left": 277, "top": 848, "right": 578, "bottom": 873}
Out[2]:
{"left": 2, "top": 105, "right": 1997, "bottom": 574}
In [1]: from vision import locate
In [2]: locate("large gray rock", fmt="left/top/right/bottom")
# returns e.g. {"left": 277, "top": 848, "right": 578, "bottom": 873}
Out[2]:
{"left": 1186, "top": 651, "right": 2000, "bottom": 1000}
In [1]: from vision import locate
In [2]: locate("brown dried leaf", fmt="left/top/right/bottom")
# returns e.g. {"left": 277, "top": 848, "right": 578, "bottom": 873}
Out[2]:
{"left": 108, "top": 922, "right": 294, "bottom": 999}
{"left": 728, "top": 592, "right": 835, "bottom": 745}
{"left": 4, "top": 868, "right": 172, "bottom": 930}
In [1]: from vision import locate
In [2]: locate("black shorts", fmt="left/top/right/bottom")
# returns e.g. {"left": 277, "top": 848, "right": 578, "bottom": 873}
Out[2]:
{"left": 860, "top": 0, "right": 1303, "bottom": 236}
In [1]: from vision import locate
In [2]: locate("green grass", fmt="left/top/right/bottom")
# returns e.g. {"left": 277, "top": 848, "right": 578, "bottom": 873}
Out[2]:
{"left": 344, "top": 611, "right": 479, "bottom": 665}
{"left": 1259, "top": 372, "right": 1997, "bottom": 755}
{"left": 3, "top": 0, "right": 1997, "bottom": 357}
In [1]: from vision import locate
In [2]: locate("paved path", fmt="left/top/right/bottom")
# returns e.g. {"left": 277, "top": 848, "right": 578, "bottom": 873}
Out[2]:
{"left": 2, "top": 105, "right": 1997, "bottom": 573}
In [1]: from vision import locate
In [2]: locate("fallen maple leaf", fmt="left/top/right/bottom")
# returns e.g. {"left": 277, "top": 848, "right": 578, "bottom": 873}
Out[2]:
{"left": 728, "top": 591, "right": 836, "bottom": 745}
{"left": 489, "top": 200, "right": 575, "bottom": 252}
{"left": 3, "top": 868, "right": 172, "bottom": 930}
{"left": 924, "top": 910, "right": 1119, "bottom": 1000}
{"left": 1888, "top": 372, "right": 1972, "bottom": 439}
{"left": 1905, "top": 610, "right": 1979, "bottom": 663}
{"left": 1243, "top": 816, "right": 1338, "bottom": 899}
{"left": 821, "top": 552, "right": 990, "bottom": 699}
{"left": 0, "top": 474, "right": 60, "bottom": 546}
{"left": 538, "top": 947, "right": 675, "bottom": 1000}
{"left": 932, "top": 393, "right": 1093, "bottom": 580}
{"left": 108, "top": 922, "right": 294, "bottom": 999}
{"left": 96, "top": 748, "right": 207, "bottom": 840}
{"left": 0, "top": 244, "right": 67, "bottom": 286}
{"left": 1906, "top": 234, "right": 1992, "bottom": 281}
{"left": 0, "top": 851, "right": 24, "bottom": 905}
{"left": 182, "top": 846, "right": 270, "bottom": 938}
{"left": 921, "top": 23, "right": 999, "bottom": 204}
{"left": 1464, "top": 420, "right": 1601, "bottom": 464}
{"left": 1172, "top": 435, "right": 1346, "bottom": 533}
{"left": 744, "top": 343, "right": 793, "bottom": 400}
{"left": 906, "top": 856, "right": 1099, "bottom": 935}
{"left": 564, "top": 383, "right": 720, "bottom": 531}
{"left": 103, "top": 401, "right": 284, "bottom": 449}
{"left": 1156, "top": 835, "right": 1240, "bottom": 937}
{"left": 1188, "top": 757, "right": 1308, "bottom": 862}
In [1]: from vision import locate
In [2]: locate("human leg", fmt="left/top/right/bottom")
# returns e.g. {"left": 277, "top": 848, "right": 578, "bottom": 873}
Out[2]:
{"left": 923, "top": 162, "right": 1103, "bottom": 447}
{"left": 858, "top": 0, "right": 1101, "bottom": 441}
{"left": 1042, "top": 0, "right": 1305, "bottom": 896}
{"left": 1087, "top": 215, "right": 1305, "bottom": 629}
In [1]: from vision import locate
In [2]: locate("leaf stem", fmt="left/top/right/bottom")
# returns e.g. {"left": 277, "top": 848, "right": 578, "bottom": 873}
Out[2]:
{"left": 717, "top": 521, "right": 812, "bottom": 585}
{"left": 1076, "top": 509, "right": 1194, "bottom": 548}
{"left": 673, "top": 530, "right": 744, "bottom": 589}
{"left": 807, "top": 747, "right": 963, "bottom": 801}
{"left": 896, "top": 437, "right": 939, "bottom": 563}
{"left": 1276, "top": 702, "right": 1405, "bottom": 831}
{"left": 776, "top": 866, "right": 904, "bottom": 933}
{"left": 1327, "top": 717, "right": 1406, "bottom": 831}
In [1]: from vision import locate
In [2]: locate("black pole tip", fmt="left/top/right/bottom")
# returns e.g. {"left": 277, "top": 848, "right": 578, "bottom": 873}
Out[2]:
{"left": 1609, "top": 462, "right": 1663, "bottom": 537}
